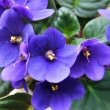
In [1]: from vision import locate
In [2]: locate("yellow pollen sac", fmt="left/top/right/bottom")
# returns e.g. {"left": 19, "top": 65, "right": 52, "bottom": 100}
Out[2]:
{"left": 51, "top": 85, "right": 58, "bottom": 91}
{"left": 46, "top": 50, "right": 56, "bottom": 61}
{"left": 83, "top": 50, "right": 91, "bottom": 62}
{"left": 10, "top": 36, "right": 22, "bottom": 44}
{"left": 48, "top": 54, "right": 56, "bottom": 60}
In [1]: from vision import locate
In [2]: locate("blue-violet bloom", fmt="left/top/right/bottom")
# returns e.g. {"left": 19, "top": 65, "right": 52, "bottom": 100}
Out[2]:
{"left": 28, "top": 27, "right": 79, "bottom": 83}
{"left": 0, "top": 0, "right": 54, "bottom": 21}
{"left": 71, "top": 38, "right": 110, "bottom": 81}
{"left": 32, "top": 77, "right": 85, "bottom": 110}
{"left": 0, "top": 9, "right": 26, "bottom": 67}
{"left": 1, "top": 24, "right": 35, "bottom": 81}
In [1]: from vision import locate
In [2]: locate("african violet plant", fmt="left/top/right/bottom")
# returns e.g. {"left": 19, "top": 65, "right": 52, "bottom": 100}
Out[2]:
{"left": 0, "top": 0, "right": 110, "bottom": 110}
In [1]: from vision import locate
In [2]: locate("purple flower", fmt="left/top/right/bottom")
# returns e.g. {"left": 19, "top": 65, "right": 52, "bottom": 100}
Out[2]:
{"left": 98, "top": 9, "right": 110, "bottom": 19}
{"left": 28, "top": 27, "right": 79, "bottom": 83}
{"left": 1, "top": 23, "right": 35, "bottom": 80}
{"left": 70, "top": 39, "right": 110, "bottom": 81}
{"left": 0, "top": 0, "right": 54, "bottom": 21}
{"left": 1, "top": 42, "right": 29, "bottom": 81}
{"left": 14, "top": 0, "right": 54, "bottom": 21}
{"left": 0, "top": 8, "right": 29, "bottom": 67}
{"left": 32, "top": 77, "right": 85, "bottom": 110}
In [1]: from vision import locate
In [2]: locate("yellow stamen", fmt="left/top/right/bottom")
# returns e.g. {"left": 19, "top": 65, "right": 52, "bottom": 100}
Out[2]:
{"left": 46, "top": 50, "right": 56, "bottom": 61}
{"left": 10, "top": 36, "right": 22, "bottom": 44}
{"left": 83, "top": 50, "right": 91, "bottom": 62}
{"left": 48, "top": 54, "right": 56, "bottom": 60}
{"left": 51, "top": 85, "right": 58, "bottom": 91}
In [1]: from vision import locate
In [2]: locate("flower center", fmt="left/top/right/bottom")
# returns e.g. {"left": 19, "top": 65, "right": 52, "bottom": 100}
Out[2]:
{"left": 10, "top": 36, "right": 22, "bottom": 44}
{"left": 51, "top": 85, "right": 58, "bottom": 91}
{"left": 83, "top": 47, "right": 91, "bottom": 62}
{"left": 45, "top": 50, "right": 56, "bottom": 61}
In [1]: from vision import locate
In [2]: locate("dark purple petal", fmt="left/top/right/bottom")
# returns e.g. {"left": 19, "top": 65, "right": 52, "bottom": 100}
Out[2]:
{"left": 28, "top": 35, "right": 49, "bottom": 56}
{"left": 70, "top": 64, "right": 85, "bottom": 78}
{"left": 26, "top": 0, "right": 48, "bottom": 11}
{"left": 85, "top": 59, "right": 105, "bottom": 80}
{"left": 106, "top": 26, "right": 110, "bottom": 41}
{"left": 22, "top": 78, "right": 28, "bottom": 93}
{"left": 81, "top": 38, "right": 101, "bottom": 47}
{"left": 28, "top": 56, "right": 46, "bottom": 81}
{"left": 56, "top": 45, "right": 79, "bottom": 68}
{"left": 0, "top": 0, "right": 13, "bottom": 8}
{"left": 50, "top": 93, "right": 72, "bottom": 110}
{"left": 30, "top": 9, "right": 54, "bottom": 21}
{"left": 0, "top": 27, "right": 11, "bottom": 43}
{"left": 22, "top": 24, "right": 35, "bottom": 43}
{"left": 98, "top": 9, "right": 110, "bottom": 19}
{"left": 90, "top": 43, "right": 110, "bottom": 65}
{"left": 45, "top": 61, "right": 70, "bottom": 83}
{"left": 13, "top": 5, "right": 33, "bottom": 20}
{"left": 32, "top": 82, "right": 51, "bottom": 110}
{"left": 12, "top": 79, "right": 23, "bottom": 89}
{"left": 13, "top": 0, "right": 27, "bottom": 5}
{"left": 0, "top": 43, "right": 19, "bottom": 67}
{"left": 1, "top": 60, "right": 26, "bottom": 81}
{"left": 60, "top": 77, "right": 85, "bottom": 100}
{"left": 70, "top": 54, "right": 85, "bottom": 78}
{"left": 12, "top": 79, "right": 28, "bottom": 93}
{"left": 0, "top": 6, "right": 5, "bottom": 16}
{"left": 0, "top": 9, "right": 25, "bottom": 35}
{"left": 44, "top": 27, "right": 66, "bottom": 50}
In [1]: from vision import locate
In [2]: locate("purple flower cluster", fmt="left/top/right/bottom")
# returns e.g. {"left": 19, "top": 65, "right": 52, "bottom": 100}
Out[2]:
{"left": 0, "top": 1, "right": 110, "bottom": 110}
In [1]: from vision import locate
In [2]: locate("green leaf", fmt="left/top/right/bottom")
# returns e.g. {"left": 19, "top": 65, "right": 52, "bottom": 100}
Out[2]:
{"left": 72, "top": 70, "right": 110, "bottom": 110}
{"left": 56, "top": 0, "right": 75, "bottom": 9}
{"left": 71, "top": 38, "right": 86, "bottom": 45}
{"left": 0, "top": 79, "right": 13, "bottom": 98}
{"left": 75, "top": 0, "right": 109, "bottom": 18}
{"left": 33, "top": 19, "right": 49, "bottom": 34}
{"left": 53, "top": 7, "right": 80, "bottom": 38}
{"left": 33, "top": 17, "right": 55, "bottom": 34}
{"left": 0, "top": 93, "right": 33, "bottom": 110}
{"left": 56, "top": 0, "right": 109, "bottom": 18}
{"left": 83, "top": 17, "right": 110, "bottom": 42}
